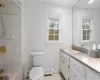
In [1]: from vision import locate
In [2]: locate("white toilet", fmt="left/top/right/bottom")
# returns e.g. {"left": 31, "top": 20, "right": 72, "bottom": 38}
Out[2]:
{"left": 29, "top": 52, "right": 44, "bottom": 80}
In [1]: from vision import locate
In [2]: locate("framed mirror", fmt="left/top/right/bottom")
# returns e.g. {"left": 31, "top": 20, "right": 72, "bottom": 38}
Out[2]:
{"left": 72, "top": 0, "right": 100, "bottom": 48}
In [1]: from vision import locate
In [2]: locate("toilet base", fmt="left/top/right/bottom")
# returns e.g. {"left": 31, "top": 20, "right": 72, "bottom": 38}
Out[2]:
{"left": 29, "top": 66, "right": 44, "bottom": 80}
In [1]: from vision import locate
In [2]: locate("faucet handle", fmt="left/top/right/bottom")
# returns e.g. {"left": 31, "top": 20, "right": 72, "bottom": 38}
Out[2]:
{"left": 0, "top": 69, "right": 4, "bottom": 75}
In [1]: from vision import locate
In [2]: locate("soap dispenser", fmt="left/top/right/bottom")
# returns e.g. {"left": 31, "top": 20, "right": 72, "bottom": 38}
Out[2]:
{"left": 92, "top": 44, "right": 96, "bottom": 50}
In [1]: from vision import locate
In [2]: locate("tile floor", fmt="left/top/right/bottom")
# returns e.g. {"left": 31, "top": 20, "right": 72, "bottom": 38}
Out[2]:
{"left": 44, "top": 74, "right": 65, "bottom": 80}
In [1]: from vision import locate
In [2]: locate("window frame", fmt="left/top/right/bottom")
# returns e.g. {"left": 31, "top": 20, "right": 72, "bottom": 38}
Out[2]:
{"left": 46, "top": 13, "right": 61, "bottom": 43}
{"left": 81, "top": 17, "right": 92, "bottom": 42}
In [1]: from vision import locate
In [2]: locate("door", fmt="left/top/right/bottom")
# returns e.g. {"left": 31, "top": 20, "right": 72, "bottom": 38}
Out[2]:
{"left": 60, "top": 57, "right": 63, "bottom": 73}
{"left": 62, "top": 60, "right": 69, "bottom": 80}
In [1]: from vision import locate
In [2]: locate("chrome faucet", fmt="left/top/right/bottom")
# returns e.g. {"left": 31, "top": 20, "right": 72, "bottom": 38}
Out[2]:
{"left": 81, "top": 44, "right": 85, "bottom": 48}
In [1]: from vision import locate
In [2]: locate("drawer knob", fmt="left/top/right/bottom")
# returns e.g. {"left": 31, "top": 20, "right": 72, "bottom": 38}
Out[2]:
{"left": 73, "top": 75, "right": 76, "bottom": 77}
{"left": 62, "top": 61, "right": 65, "bottom": 63}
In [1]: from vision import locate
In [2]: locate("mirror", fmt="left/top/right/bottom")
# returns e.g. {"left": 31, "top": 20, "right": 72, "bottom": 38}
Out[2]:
{"left": 72, "top": 0, "right": 100, "bottom": 48}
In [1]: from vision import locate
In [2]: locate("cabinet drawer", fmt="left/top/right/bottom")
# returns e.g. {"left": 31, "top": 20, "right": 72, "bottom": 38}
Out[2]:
{"left": 70, "top": 58, "right": 86, "bottom": 77}
{"left": 61, "top": 51, "right": 69, "bottom": 62}
{"left": 70, "top": 66, "right": 84, "bottom": 80}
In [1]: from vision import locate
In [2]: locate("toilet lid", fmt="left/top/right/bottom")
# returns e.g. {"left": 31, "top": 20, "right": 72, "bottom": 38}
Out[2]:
{"left": 29, "top": 66, "right": 44, "bottom": 80}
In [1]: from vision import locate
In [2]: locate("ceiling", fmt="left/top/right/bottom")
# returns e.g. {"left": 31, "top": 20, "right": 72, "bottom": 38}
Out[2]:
{"left": 39, "top": 0, "right": 79, "bottom": 7}
{"left": 0, "top": 0, "right": 21, "bottom": 4}
{"left": 0, "top": 0, "right": 80, "bottom": 7}
{"left": 74, "top": 0, "right": 100, "bottom": 9}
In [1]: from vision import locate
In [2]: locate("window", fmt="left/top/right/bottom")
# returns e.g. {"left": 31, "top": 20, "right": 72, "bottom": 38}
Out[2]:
{"left": 46, "top": 14, "right": 61, "bottom": 43}
{"left": 81, "top": 18, "right": 91, "bottom": 42}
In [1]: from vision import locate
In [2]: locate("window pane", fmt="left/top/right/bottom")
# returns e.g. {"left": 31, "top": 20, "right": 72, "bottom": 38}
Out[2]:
{"left": 83, "top": 30, "right": 86, "bottom": 40}
{"left": 87, "top": 30, "right": 91, "bottom": 40}
{"left": 86, "top": 23, "right": 90, "bottom": 29}
{"left": 82, "top": 24, "right": 85, "bottom": 29}
{"left": 49, "top": 29, "right": 54, "bottom": 34}
{"left": 54, "top": 18, "right": 59, "bottom": 28}
{"left": 87, "top": 30, "right": 90, "bottom": 36}
{"left": 55, "top": 35, "right": 59, "bottom": 40}
{"left": 49, "top": 35, "right": 54, "bottom": 40}
{"left": 83, "top": 36, "right": 86, "bottom": 40}
{"left": 49, "top": 17, "right": 55, "bottom": 28}
{"left": 82, "top": 19, "right": 86, "bottom": 29}
{"left": 55, "top": 30, "right": 59, "bottom": 34}
{"left": 83, "top": 30, "right": 86, "bottom": 35}
{"left": 86, "top": 21, "right": 90, "bottom": 29}
{"left": 82, "top": 19, "right": 90, "bottom": 29}
{"left": 49, "top": 22, "right": 55, "bottom": 28}
{"left": 86, "top": 25, "right": 89, "bottom": 29}
{"left": 48, "top": 17, "right": 59, "bottom": 28}
{"left": 87, "top": 36, "right": 89, "bottom": 40}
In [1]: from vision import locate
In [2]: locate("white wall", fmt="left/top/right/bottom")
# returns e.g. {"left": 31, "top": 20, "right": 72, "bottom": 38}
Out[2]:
{"left": 0, "top": 2, "right": 22, "bottom": 80}
{"left": 73, "top": 9, "right": 100, "bottom": 48}
{"left": 22, "top": 0, "right": 72, "bottom": 74}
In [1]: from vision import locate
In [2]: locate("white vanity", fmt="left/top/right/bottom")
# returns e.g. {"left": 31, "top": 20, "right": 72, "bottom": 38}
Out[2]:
{"left": 60, "top": 49, "right": 100, "bottom": 80}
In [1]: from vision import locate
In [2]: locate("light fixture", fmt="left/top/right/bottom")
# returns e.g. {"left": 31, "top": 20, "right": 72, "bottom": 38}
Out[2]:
{"left": 88, "top": 0, "right": 95, "bottom": 4}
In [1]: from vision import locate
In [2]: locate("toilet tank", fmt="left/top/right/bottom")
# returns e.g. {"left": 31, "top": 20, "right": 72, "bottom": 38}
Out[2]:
{"left": 31, "top": 52, "right": 44, "bottom": 67}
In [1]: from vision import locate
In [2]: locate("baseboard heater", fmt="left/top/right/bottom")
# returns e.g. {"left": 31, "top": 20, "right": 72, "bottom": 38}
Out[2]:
{"left": 44, "top": 68, "right": 53, "bottom": 76}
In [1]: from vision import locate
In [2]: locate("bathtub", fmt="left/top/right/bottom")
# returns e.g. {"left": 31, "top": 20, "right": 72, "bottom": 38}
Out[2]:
{"left": 1, "top": 73, "right": 17, "bottom": 80}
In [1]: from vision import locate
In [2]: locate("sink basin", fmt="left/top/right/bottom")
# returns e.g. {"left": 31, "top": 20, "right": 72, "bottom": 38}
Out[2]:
{"left": 64, "top": 49, "right": 80, "bottom": 54}
{"left": 0, "top": 76, "right": 9, "bottom": 80}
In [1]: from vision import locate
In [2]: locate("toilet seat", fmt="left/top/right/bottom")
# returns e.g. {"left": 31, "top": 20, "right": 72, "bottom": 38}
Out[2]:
{"left": 29, "top": 66, "right": 44, "bottom": 80}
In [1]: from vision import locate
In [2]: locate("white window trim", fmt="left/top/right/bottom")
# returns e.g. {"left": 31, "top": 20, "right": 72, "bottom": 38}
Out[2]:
{"left": 80, "top": 17, "right": 93, "bottom": 42}
{"left": 46, "top": 12, "right": 62, "bottom": 43}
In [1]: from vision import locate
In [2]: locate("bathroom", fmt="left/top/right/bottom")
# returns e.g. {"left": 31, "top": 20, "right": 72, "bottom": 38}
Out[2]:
{"left": 0, "top": 0, "right": 100, "bottom": 80}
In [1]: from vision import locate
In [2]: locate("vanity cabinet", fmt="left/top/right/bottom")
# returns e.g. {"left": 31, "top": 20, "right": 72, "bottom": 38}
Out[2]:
{"left": 60, "top": 51, "right": 69, "bottom": 80}
{"left": 60, "top": 50, "right": 100, "bottom": 80}
{"left": 87, "top": 68, "right": 100, "bottom": 80}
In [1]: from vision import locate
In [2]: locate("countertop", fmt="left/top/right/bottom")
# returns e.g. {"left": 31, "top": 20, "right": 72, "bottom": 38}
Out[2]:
{"left": 61, "top": 49, "right": 100, "bottom": 74}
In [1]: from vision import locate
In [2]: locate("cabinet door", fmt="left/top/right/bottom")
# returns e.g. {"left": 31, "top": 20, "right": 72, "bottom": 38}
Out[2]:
{"left": 60, "top": 57, "right": 63, "bottom": 73}
{"left": 60, "top": 57, "right": 69, "bottom": 80}
{"left": 87, "top": 69, "right": 100, "bottom": 80}
{"left": 62, "top": 60, "right": 69, "bottom": 80}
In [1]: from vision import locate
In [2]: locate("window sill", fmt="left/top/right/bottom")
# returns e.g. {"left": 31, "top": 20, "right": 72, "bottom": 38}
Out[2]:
{"left": 81, "top": 40, "right": 95, "bottom": 43}
{"left": 46, "top": 40, "right": 63, "bottom": 44}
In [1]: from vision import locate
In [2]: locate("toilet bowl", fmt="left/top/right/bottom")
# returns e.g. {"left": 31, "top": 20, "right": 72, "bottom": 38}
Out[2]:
{"left": 29, "top": 52, "right": 44, "bottom": 80}
{"left": 29, "top": 67, "right": 44, "bottom": 80}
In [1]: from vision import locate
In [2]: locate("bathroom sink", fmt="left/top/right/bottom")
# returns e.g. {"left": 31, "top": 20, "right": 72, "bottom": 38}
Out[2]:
{"left": 64, "top": 49, "right": 80, "bottom": 54}
{"left": 0, "top": 76, "right": 9, "bottom": 80}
